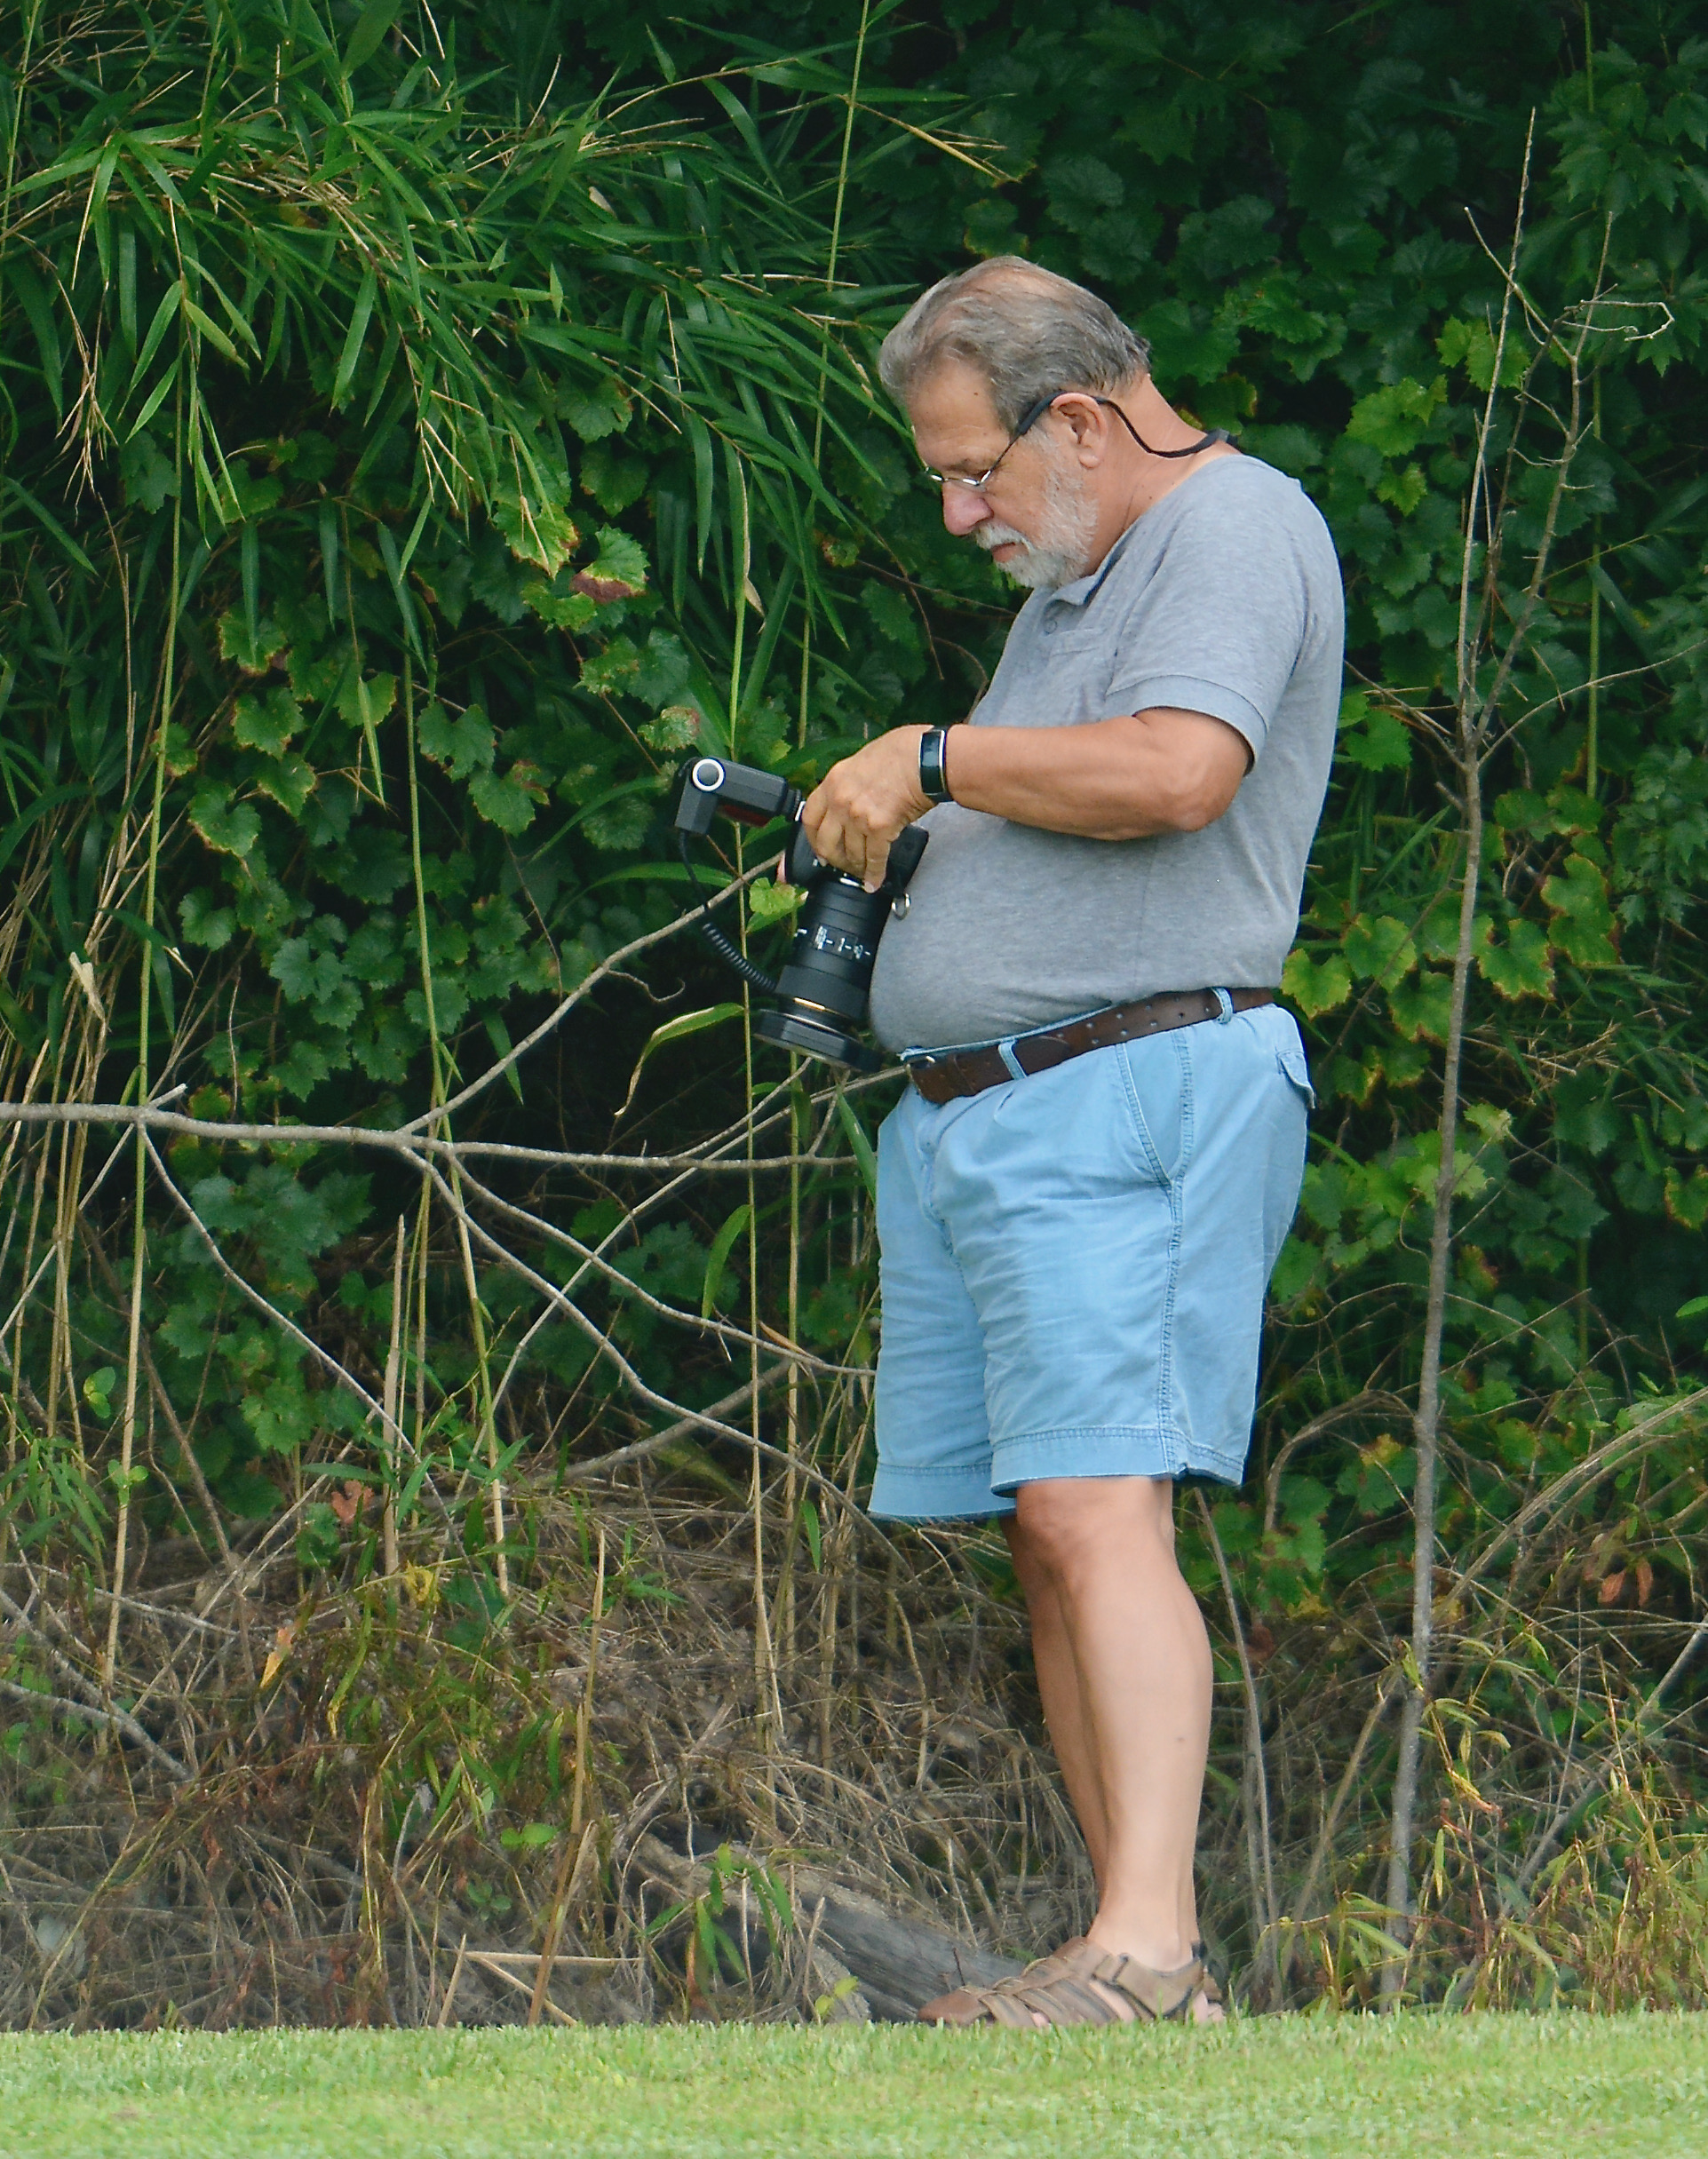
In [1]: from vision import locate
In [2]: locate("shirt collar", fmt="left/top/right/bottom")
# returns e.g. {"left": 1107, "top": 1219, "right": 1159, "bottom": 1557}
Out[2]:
{"left": 1040, "top": 458, "right": 1239, "bottom": 608}
{"left": 1042, "top": 516, "right": 1143, "bottom": 611}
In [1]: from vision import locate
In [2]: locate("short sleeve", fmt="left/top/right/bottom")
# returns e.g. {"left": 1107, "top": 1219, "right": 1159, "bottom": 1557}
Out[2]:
{"left": 1102, "top": 479, "right": 1315, "bottom": 762}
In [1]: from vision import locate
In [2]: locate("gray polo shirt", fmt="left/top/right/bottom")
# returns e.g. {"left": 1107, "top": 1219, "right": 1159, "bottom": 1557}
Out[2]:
{"left": 868, "top": 455, "right": 1343, "bottom": 1052}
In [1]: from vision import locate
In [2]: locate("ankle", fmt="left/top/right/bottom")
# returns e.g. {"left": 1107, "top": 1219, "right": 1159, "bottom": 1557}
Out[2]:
{"left": 1085, "top": 1917, "right": 1196, "bottom": 1972}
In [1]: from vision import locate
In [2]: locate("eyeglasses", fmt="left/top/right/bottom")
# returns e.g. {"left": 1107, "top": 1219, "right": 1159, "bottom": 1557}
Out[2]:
{"left": 919, "top": 393, "right": 1227, "bottom": 494}
{"left": 920, "top": 393, "right": 1055, "bottom": 496}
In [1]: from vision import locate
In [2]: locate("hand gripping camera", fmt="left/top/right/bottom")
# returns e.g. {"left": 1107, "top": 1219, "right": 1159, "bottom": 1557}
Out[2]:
{"left": 674, "top": 755, "right": 927, "bottom": 1071}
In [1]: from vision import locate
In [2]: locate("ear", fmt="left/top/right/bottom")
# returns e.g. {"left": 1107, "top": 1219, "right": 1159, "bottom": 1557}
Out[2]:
{"left": 1051, "top": 393, "right": 1113, "bottom": 466}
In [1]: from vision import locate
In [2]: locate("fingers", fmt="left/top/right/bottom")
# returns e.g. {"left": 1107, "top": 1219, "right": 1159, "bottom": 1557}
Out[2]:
{"left": 804, "top": 804, "right": 888, "bottom": 889}
{"left": 802, "top": 730, "right": 925, "bottom": 888}
{"left": 800, "top": 784, "right": 849, "bottom": 873}
{"left": 806, "top": 802, "right": 890, "bottom": 891}
{"left": 801, "top": 780, "right": 874, "bottom": 885}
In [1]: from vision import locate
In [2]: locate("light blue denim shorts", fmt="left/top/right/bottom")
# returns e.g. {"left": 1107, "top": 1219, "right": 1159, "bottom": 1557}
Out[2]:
{"left": 869, "top": 999, "right": 1312, "bottom": 1521}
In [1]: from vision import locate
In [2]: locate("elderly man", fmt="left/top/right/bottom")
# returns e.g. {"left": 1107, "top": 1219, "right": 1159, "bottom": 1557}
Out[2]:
{"left": 801, "top": 259, "right": 1341, "bottom": 2029}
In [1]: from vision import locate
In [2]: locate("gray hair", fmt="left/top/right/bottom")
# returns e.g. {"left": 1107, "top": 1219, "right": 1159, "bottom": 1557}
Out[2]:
{"left": 878, "top": 258, "right": 1151, "bottom": 432}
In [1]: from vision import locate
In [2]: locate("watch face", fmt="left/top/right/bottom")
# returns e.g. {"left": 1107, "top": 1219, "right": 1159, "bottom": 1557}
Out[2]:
{"left": 919, "top": 729, "right": 951, "bottom": 801}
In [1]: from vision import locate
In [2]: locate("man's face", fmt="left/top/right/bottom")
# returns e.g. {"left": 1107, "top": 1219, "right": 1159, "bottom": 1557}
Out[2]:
{"left": 908, "top": 361, "right": 1098, "bottom": 591}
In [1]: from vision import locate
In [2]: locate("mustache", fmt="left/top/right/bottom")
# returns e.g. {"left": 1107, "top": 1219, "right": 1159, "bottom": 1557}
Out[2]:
{"left": 973, "top": 521, "right": 1032, "bottom": 553}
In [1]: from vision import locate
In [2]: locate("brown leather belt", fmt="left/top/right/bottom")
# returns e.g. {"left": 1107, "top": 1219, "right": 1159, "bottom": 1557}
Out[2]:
{"left": 903, "top": 988, "right": 1275, "bottom": 1105}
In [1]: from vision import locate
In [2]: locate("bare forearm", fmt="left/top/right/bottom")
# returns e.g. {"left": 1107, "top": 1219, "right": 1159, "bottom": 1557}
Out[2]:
{"left": 799, "top": 705, "right": 1250, "bottom": 887}
{"left": 941, "top": 710, "right": 1250, "bottom": 841}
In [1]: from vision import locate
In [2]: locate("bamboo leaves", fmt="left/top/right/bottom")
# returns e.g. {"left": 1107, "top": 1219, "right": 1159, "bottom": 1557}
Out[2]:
{"left": 702, "top": 1203, "right": 753, "bottom": 1320}
{"left": 342, "top": 0, "right": 403, "bottom": 80}
{"left": 6, "top": 257, "right": 63, "bottom": 414}
{"left": 332, "top": 267, "right": 378, "bottom": 407}
{"left": 619, "top": 1004, "right": 745, "bottom": 1122}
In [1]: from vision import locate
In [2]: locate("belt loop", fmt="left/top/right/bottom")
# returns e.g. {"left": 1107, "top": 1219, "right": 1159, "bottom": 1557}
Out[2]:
{"left": 996, "top": 1036, "right": 1028, "bottom": 1083}
{"left": 1212, "top": 988, "right": 1235, "bottom": 1024}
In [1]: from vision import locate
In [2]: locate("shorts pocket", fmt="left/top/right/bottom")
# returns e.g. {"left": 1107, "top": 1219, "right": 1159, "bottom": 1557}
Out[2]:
{"left": 1275, "top": 1041, "right": 1315, "bottom": 1110}
{"left": 1116, "top": 1035, "right": 1190, "bottom": 1185}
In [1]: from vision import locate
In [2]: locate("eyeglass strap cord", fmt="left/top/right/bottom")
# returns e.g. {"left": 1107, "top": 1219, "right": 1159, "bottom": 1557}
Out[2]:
{"left": 929, "top": 393, "right": 1228, "bottom": 488}
{"left": 1064, "top": 393, "right": 1228, "bottom": 461}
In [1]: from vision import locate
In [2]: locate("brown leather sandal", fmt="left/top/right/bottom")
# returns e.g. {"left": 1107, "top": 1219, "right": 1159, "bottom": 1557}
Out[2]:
{"left": 1193, "top": 1953, "right": 1227, "bottom": 2020}
{"left": 917, "top": 1939, "right": 1091, "bottom": 2026}
{"left": 918, "top": 1940, "right": 1205, "bottom": 2028}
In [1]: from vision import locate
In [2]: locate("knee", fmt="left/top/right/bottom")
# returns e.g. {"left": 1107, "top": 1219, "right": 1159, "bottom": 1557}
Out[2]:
{"left": 1010, "top": 1476, "right": 1173, "bottom": 1584}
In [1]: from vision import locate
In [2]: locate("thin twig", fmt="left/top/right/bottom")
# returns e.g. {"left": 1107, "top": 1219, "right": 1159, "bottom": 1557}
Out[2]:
{"left": 0, "top": 1099, "right": 855, "bottom": 1172}
{"left": 1196, "top": 1493, "right": 1278, "bottom": 1996}
{"left": 0, "top": 1668, "right": 187, "bottom": 1782}
{"left": 1283, "top": 1668, "right": 1402, "bottom": 1982}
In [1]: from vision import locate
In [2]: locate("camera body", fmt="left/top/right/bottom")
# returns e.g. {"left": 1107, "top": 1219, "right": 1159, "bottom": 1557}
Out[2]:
{"left": 675, "top": 755, "right": 927, "bottom": 1071}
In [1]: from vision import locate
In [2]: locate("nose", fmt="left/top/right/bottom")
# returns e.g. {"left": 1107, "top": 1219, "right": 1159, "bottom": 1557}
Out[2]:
{"left": 940, "top": 485, "right": 990, "bottom": 538}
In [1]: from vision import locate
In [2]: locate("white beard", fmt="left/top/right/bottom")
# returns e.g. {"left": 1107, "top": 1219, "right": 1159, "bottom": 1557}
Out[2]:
{"left": 974, "top": 460, "right": 1098, "bottom": 591}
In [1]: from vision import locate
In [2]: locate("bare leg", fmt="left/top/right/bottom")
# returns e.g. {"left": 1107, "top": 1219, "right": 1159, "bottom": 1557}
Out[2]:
{"left": 1006, "top": 1474, "right": 1220, "bottom": 2020}
{"left": 1005, "top": 1528, "right": 1110, "bottom": 1889}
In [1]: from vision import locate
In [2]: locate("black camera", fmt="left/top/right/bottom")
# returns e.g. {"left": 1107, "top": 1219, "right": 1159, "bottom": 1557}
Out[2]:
{"left": 674, "top": 755, "right": 927, "bottom": 1071}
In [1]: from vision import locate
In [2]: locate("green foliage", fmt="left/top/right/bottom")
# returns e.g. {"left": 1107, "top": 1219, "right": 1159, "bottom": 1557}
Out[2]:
{"left": 840, "top": 2, "right": 1708, "bottom": 1677}
{"left": 4, "top": 0, "right": 1708, "bottom": 2016}
{"left": 0, "top": 0, "right": 961, "bottom": 1524}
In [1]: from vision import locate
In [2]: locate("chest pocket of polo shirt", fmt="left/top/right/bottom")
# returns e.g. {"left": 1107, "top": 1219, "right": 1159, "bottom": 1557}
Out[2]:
{"left": 1033, "top": 611, "right": 1119, "bottom": 712}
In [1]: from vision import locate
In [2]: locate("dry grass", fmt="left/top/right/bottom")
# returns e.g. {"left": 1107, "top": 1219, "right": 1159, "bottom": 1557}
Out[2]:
{"left": 0, "top": 1464, "right": 1095, "bottom": 2031}
{"left": 8, "top": 1441, "right": 1708, "bottom": 2031}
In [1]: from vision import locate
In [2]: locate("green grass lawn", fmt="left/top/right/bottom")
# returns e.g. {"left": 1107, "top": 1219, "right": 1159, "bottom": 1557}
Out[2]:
{"left": 0, "top": 2016, "right": 1703, "bottom": 2159}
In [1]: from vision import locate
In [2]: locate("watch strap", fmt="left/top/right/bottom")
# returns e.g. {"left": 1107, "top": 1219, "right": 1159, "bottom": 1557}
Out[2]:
{"left": 918, "top": 726, "right": 953, "bottom": 805}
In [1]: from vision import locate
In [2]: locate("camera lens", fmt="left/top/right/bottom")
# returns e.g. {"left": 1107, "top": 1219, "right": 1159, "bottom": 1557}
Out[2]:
{"left": 775, "top": 877, "right": 892, "bottom": 1024}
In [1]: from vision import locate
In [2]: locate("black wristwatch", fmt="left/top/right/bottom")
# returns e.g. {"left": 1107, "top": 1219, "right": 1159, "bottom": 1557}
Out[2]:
{"left": 918, "top": 726, "right": 954, "bottom": 805}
